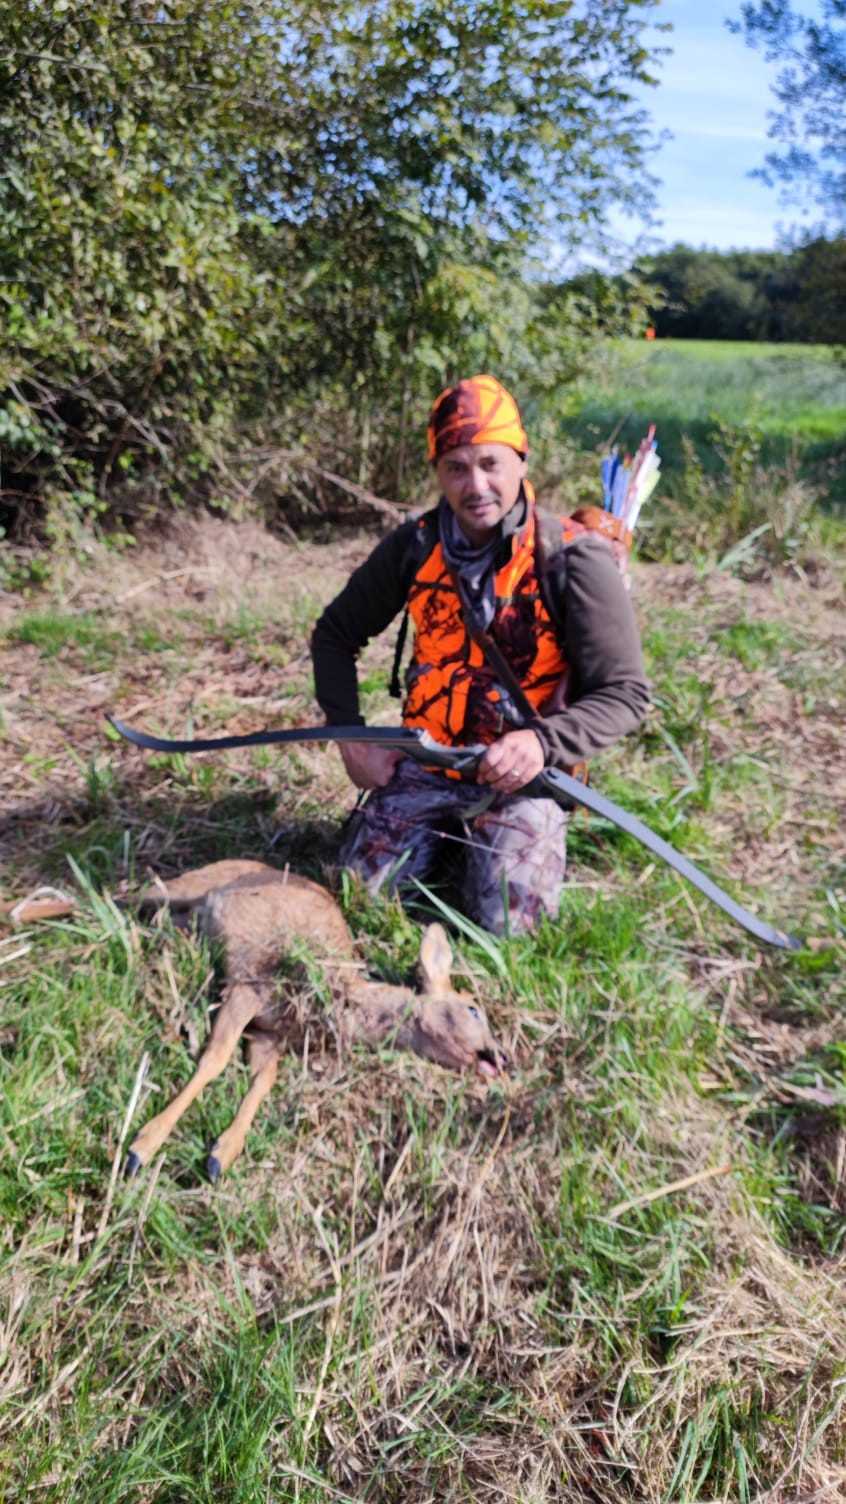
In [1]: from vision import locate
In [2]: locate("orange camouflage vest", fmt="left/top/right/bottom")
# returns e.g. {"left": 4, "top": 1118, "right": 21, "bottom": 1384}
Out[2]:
{"left": 402, "top": 508, "right": 583, "bottom": 746}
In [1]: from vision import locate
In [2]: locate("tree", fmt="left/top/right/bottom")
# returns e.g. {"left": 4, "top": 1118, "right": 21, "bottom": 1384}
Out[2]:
{"left": 783, "top": 235, "right": 846, "bottom": 342}
{"left": 0, "top": 0, "right": 663, "bottom": 536}
{"left": 636, "top": 245, "right": 783, "bottom": 341}
{"left": 624, "top": 242, "right": 846, "bottom": 343}
{"left": 731, "top": 1, "right": 846, "bottom": 224}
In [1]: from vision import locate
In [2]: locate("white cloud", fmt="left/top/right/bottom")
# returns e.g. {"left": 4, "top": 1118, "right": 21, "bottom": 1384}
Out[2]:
{"left": 610, "top": 0, "right": 790, "bottom": 251}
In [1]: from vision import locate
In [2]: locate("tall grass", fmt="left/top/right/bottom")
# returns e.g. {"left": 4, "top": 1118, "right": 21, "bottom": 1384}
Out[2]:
{"left": 562, "top": 340, "right": 846, "bottom": 512}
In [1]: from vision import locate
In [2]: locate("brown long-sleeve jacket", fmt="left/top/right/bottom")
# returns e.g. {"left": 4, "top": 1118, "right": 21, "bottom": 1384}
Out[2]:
{"left": 311, "top": 502, "right": 649, "bottom": 769}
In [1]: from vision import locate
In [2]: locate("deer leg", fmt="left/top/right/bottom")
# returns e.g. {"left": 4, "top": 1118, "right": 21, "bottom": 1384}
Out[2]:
{"left": 126, "top": 983, "right": 263, "bottom": 1175}
{"left": 206, "top": 1030, "right": 280, "bottom": 1183}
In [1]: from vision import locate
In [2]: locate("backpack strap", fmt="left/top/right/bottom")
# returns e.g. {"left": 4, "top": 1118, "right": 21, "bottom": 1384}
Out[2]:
{"left": 534, "top": 504, "right": 634, "bottom": 644}
{"left": 533, "top": 506, "right": 570, "bottom": 641}
{"left": 389, "top": 501, "right": 633, "bottom": 701}
{"left": 388, "top": 508, "right": 441, "bottom": 698}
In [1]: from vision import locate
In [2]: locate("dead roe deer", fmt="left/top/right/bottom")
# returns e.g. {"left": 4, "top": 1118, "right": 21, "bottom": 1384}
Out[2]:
{"left": 126, "top": 860, "right": 509, "bottom": 1180}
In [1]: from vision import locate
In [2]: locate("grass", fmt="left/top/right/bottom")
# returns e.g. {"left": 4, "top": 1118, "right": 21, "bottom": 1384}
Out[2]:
{"left": 0, "top": 503, "right": 845, "bottom": 1500}
{"left": 563, "top": 339, "right": 846, "bottom": 512}
{"left": 7, "top": 609, "right": 119, "bottom": 662}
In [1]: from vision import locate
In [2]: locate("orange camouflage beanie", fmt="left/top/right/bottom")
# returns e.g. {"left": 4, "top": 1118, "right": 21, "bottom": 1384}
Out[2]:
{"left": 427, "top": 374, "right": 529, "bottom": 461}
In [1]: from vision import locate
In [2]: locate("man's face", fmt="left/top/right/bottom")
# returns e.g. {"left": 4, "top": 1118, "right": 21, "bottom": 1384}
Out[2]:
{"left": 434, "top": 443, "right": 528, "bottom": 545}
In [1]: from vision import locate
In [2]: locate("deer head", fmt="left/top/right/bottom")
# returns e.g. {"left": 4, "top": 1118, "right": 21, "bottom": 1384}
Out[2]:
{"left": 416, "top": 922, "right": 510, "bottom": 1078}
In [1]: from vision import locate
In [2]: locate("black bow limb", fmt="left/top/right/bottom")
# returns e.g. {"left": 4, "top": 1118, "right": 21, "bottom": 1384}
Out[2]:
{"left": 104, "top": 714, "right": 800, "bottom": 951}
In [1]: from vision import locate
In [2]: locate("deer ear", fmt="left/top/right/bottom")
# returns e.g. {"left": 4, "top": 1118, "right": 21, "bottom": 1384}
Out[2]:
{"left": 418, "top": 923, "right": 453, "bottom": 993}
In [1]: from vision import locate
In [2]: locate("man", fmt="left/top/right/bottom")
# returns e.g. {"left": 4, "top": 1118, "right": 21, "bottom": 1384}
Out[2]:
{"left": 311, "top": 374, "right": 649, "bottom": 935}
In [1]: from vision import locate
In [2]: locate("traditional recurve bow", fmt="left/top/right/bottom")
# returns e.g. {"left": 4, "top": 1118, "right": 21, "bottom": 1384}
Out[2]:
{"left": 105, "top": 715, "right": 800, "bottom": 951}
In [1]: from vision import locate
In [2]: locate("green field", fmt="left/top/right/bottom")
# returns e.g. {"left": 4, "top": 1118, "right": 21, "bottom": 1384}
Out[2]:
{"left": 562, "top": 340, "right": 846, "bottom": 508}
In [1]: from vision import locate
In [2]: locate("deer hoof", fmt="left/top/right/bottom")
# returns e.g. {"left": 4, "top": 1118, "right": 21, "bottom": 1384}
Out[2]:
{"left": 207, "top": 1153, "right": 222, "bottom": 1184}
{"left": 125, "top": 1150, "right": 143, "bottom": 1178}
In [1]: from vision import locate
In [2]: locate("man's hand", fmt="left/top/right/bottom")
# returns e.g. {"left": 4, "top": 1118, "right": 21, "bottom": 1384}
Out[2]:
{"left": 339, "top": 741, "right": 403, "bottom": 790}
{"left": 476, "top": 728, "right": 545, "bottom": 793}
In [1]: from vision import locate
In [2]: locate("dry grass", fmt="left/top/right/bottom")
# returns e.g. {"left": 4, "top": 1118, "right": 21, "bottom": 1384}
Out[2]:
{"left": 1, "top": 513, "right": 845, "bottom": 1502}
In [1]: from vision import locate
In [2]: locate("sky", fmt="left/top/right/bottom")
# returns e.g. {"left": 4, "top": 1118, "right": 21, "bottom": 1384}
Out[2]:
{"left": 615, "top": 0, "right": 796, "bottom": 255}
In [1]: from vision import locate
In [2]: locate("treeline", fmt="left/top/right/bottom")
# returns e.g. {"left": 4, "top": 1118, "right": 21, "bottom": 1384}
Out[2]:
{"left": 641, "top": 240, "right": 846, "bottom": 343}
{"left": 0, "top": 0, "right": 657, "bottom": 546}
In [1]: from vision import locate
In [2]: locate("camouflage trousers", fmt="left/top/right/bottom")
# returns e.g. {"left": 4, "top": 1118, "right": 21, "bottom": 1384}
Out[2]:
{"left": 339, "top": 758, "right": 570, "bottom": 936}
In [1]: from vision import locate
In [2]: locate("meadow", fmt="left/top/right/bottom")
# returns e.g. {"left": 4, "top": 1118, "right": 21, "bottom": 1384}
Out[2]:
{"left": 0, "top": 456, "right": 845, "bottom": 1499}
{"left": 561, "top": 340, "right": 846, "bottom": 511}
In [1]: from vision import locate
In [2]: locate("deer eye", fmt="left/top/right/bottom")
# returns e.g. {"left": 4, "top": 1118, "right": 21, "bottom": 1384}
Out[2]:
{"left": 466, "top": 1005, "right": 481, "bottom": 1019}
